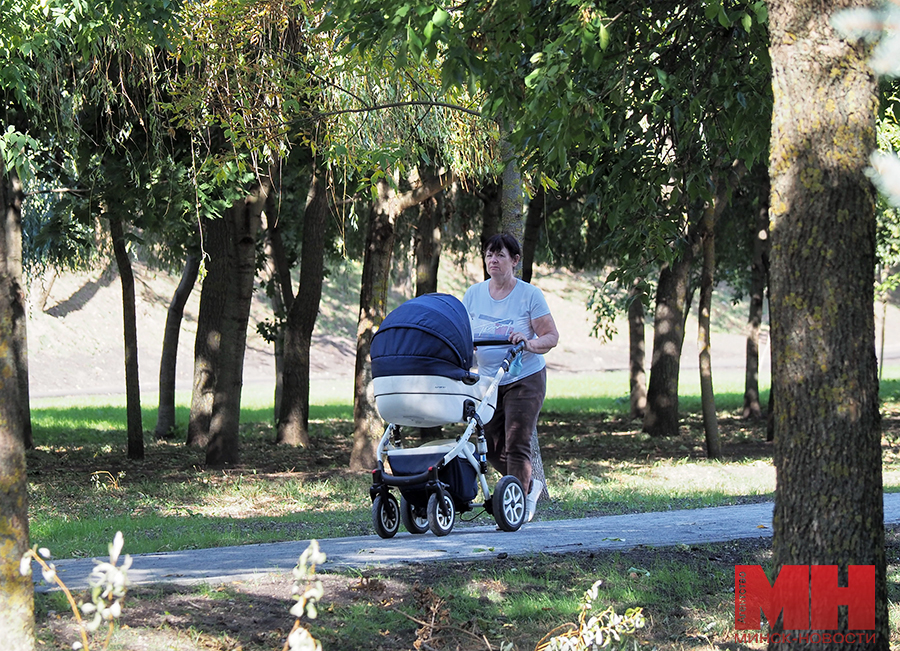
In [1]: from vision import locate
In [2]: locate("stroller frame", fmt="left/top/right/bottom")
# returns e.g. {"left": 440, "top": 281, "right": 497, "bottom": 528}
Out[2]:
{"left": 369, "top": 341, "right": 527, "bottom": 538}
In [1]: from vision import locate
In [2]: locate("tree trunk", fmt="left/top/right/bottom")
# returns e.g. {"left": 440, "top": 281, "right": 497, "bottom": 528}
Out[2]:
{"left": 263, "top": 204, "right": 297, "bottom": 421}
{"left": 205, "top": 186, "right": 267, "bottom": 467}
{"left": 414, "top": 193, "right": 442, "bottom": 297}
{"left": 5, "top": 168, "right": 32, "bottom": 451}
{"left": 188, "top": 219, "right": 227, "bottom": 449}
{"left": 697, "top": 203, "right": 720, "bottom": 459}
{"left": 521, "top": 185, "right": 545, "bottom": 284}
{"left": 414, "top": 184, "right": 444, "bottom": 442}
{"left": 643, "top": 246, "right": 694, "bottom": 437}
{"left": 155, "top": 254, "right": 200, "bottom": 439}
{"left": 278, "top": 168, "right": 328, "bottom": 446}
{"left": 109, "top": 213, "right": 143, "bottom": 460}
{"left": 768, "top": 1, "right": 887, "bottom": 647}
{"left": 263, "top": 227, "right": 288, "bottom": 420}
{"left": 350, "top": 181, "right": 397, "bottom": 471}
{"left": 499, "top": 139, "right": 525, "bottom": 265}
{"left": 478, "top": 180, "right": 501, "bottom": 277}
{"left": 628, "top": 280, "right": 647, "bottom": 420}
{"left": 743, "top": 183, "right": 769, "bottom": 420}
{"left": 350, "top": 171, "right": 453, "bottom": 470}
{"left": 188, "top": 181, "right": 267, "bottom": 464}
{"left": 499, "top": 150, "right": 549, "bottom": 500}
{"left": 0, "top": 157, "right": 34, "bottom": 651}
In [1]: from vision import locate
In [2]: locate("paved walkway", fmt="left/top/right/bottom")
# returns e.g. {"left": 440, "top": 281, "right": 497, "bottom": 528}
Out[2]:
{"left": 37, "top": 493, "right": 900, "bottom": 593}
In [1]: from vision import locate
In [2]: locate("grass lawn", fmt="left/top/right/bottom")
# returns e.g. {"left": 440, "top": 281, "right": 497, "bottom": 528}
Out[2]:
{"left": 27, "top": 375, "right": 900, "bottom": 650}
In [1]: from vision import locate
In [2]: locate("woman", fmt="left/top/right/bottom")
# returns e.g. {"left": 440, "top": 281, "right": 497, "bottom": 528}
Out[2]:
{"left": 463, "top": 233, "right": 559, "bottom": 522}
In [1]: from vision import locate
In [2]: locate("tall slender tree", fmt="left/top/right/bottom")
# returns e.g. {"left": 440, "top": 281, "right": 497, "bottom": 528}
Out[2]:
{"left": 277, "top": 164, "right": 329, "bottom": 447}
{"left": 155, "top": 253, "right": 200, "bottom": 438}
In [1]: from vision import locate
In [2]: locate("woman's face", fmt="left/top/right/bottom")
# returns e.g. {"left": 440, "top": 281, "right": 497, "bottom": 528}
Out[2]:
{"left": 485, "top": 246, "right": 518, "bottom": 278}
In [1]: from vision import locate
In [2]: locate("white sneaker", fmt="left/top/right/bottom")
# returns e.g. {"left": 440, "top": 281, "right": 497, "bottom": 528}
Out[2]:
{"left": 525, "top": 480, "right": 542, "bottom": 522}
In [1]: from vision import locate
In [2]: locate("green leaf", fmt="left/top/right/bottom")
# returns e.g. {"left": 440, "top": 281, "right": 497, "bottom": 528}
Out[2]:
{"left": 598, "top": 23, "right": 609, "bottom": 51}
{"left": 753, "top": 2, "right": 768, "bottom": 23}
{"left": 432, "top": 8, "right": 449, "bottom": 27}
{"left": 718, "top": 6, "right": 730, "bottom": 28}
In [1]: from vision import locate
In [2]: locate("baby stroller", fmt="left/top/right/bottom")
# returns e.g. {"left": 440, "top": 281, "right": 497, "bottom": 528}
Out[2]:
{"left": 368, "top": 293, "right": 527, "bottom": 538}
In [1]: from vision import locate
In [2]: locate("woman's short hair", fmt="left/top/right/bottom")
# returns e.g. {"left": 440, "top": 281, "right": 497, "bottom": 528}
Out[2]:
{"left": 484, "top": 233, "right": 521, "bottom": 258}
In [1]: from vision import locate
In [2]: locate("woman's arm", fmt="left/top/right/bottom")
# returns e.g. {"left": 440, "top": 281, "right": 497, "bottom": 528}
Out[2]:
{"left": 510, "top": 313, "right": 559, "bottom": 355}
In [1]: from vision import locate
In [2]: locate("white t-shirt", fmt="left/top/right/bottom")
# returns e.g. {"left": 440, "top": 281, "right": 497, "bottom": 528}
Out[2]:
{"left": 462, "top": 279, "right": 551, "bottom": 384}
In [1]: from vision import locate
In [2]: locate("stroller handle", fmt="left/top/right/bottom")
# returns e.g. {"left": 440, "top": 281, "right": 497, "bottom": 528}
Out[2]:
{"left": 474, "top": 339, "right": 527, "bottom": 357}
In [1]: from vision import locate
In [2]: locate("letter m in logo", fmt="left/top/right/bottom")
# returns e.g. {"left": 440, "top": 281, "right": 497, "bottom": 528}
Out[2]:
{"left": 736, "top": 565, "right": 809, "bottom": 630}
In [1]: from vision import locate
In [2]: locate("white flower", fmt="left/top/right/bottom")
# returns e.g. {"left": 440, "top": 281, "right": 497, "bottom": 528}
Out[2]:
{"left": 869, "top": 151, "right": 900, "bottom": 208}
{"left": 41, "top": 563, "right": 57, "bottom": 584}
{"left": 19, "top": 554, "right": 32, "bottom": 577}
{"left": 109, "top": 531, "right": 124, "bottom": 566}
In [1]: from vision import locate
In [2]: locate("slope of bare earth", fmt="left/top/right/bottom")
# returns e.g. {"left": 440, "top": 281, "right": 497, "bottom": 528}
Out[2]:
{"left": 24, "top": 257, "right": 900, "bottom": 401}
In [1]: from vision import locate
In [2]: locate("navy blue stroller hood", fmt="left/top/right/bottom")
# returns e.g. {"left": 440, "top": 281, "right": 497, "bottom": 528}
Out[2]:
{"left": 371, "top": 293, "right": 474, "bottom": 381}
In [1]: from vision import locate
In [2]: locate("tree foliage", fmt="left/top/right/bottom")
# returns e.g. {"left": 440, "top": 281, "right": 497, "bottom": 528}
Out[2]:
{"left": 323, "top": 0, "right": 772, "bottom": 271}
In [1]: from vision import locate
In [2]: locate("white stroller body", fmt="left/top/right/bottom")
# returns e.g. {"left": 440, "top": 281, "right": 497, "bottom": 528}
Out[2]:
{"left": 368, "top": 293, "right": 527, "bottom": 537}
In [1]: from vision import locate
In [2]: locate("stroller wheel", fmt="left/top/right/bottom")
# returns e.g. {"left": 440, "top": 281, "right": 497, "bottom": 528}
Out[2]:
{"left": 401, "top": 496, "right": 429, "bottom": 534}
{"left": 427, "top": 491, "right": 455, "bottom": 537}
{"left": 372, "top": 493, "right": 400, "bottom": 539}
{"left": 493, "top": 475, "right": 525, "bottom": 532}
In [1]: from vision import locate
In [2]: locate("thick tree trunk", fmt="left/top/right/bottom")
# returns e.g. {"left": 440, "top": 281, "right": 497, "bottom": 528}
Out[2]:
{"left": 278, "top": 168, "right": 328, "bottom": 446}
{"left": 743, "top": 186, "right": 769, "bottom": 420}
{"left": 188, "top": 181, "right": 267, "bottom": 464}
{"left": 628, "top": 280, "right": 647, "bottom": 420}
{"left": 643, "top": 247, "right": 694, "bottom": 437}
{"left": 350, "top": 172, "right": 453, "bottom": 470}
{"left": 768, "top": 2, "right": 887, "bottom": 648}
{"left": 188, "top": 219, "right": 228, "bottom": 449}
{"left": 205, "top": 187, "right": 267, "bottom": 467}
{"left": 0, "top": 158, "right": 34, "bottom": 651}
{"left": 697, "top": 203, "right": 721, "bottom": 459}
{"left": 155, "top": 254, "right": 200, "bottom": 438}
{"left": 109, "top": 213, "right": 143, "bottom": 460}
{"left": 499, "top": 140, "right": 525, "bottom": 264}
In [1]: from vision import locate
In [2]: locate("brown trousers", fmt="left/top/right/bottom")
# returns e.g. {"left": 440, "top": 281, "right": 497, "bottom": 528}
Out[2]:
{"left": 483, "top": 367, "right": 546, "bottom": 493}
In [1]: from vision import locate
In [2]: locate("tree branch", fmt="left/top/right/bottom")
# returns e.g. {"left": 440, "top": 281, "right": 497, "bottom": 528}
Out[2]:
{"left": 317, "top": 100, "right": 482, "bottom": 118}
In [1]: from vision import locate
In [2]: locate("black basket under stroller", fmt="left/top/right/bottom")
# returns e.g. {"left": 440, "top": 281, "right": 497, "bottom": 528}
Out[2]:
{"left": 368, "top": 293, "right": 527, "bottom": 537}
